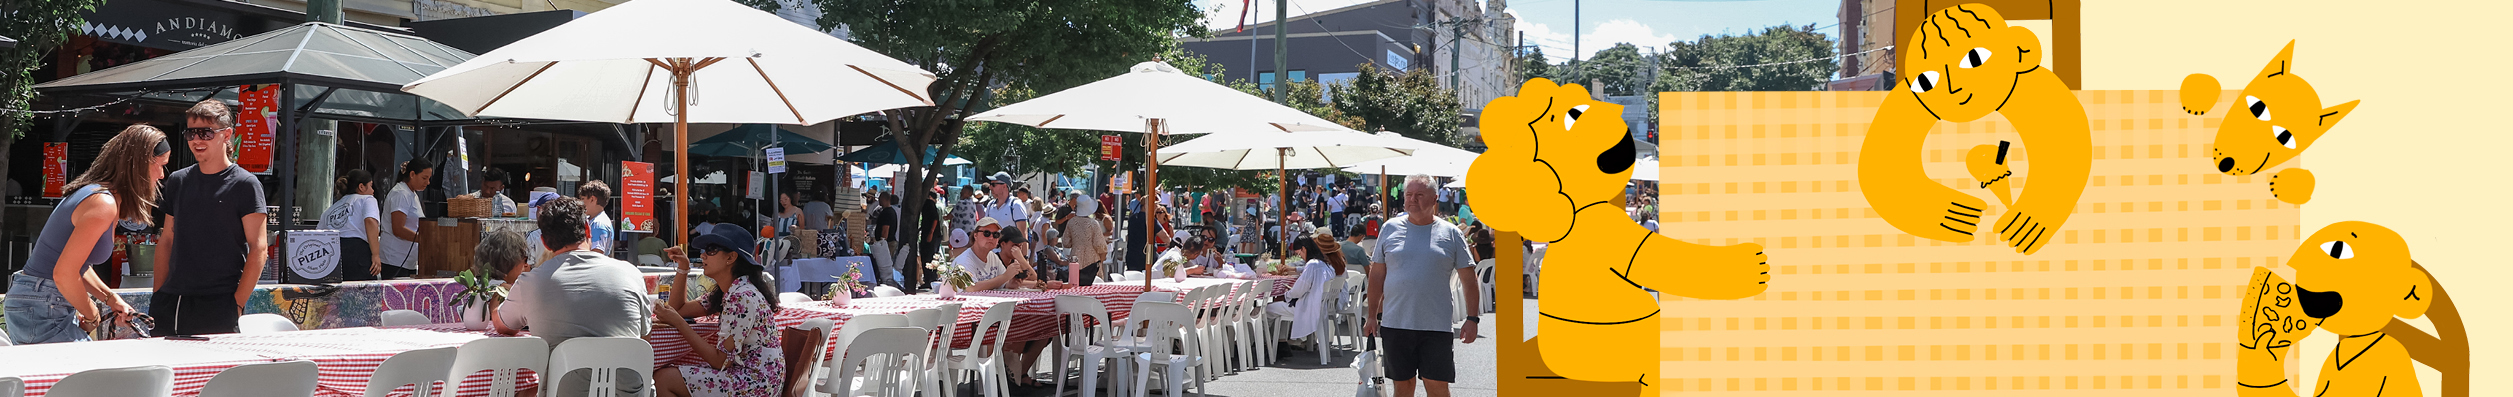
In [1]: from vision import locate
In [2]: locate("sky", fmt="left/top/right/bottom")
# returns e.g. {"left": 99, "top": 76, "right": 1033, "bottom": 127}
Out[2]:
{"left": 1199, "top": 0, "right": 1844, "bottom": 61}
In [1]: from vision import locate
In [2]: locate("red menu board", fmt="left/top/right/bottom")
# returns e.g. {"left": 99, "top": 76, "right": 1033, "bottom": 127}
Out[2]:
{"left": 234, "top": 84, "right": 279, "bottom": 173}
{"left": 620, "top": 161, "right": 656, "bottom": 233}
{"left": 1100, "top": 135, "right": 1121, "bottom": 161}
{"left": 42, "top": 142, "right": 68, "bottom": 198}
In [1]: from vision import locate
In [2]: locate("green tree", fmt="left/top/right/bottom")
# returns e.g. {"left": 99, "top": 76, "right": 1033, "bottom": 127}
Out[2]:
{"left": 1650, "top": 24, "right": 1837, "bottom": 92}
{"left": 1327, "top": 64, "right": 1461, "bottom": 147}
{"left": 812, "top": 0, "right": 1203, "bottom": 253}
{"left": 1515, "top": 47, "right": 1555, "bottom": 83}
{"left": 0, "top": 0, "right": 111, "bottom": 218}
{"left": 1577, "top": 43, "right": 1648, "bottom": 96}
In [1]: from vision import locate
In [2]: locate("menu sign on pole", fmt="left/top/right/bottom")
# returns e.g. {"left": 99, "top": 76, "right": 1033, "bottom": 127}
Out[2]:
{"left": 621, "top": 161, "right": 655, "bottom": 233}
{"left": 42, "top": 143, "right": 68, "bottom": 198}
{"left": 765, "top": 147, "right": 787, "bottom": 174}
{"left": 235, "top": 84, "right": 279, "bottom": 173}
{"left": 1100, "top": 135, "right": 1121, "bottom": 161}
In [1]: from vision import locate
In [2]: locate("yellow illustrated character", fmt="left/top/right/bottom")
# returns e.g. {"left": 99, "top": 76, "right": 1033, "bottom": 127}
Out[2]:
{"left": 2181, "top": 41, "right": 2360, "bottom": 205}
{"left": 1470, "top": 78, "right": 1770, "bottom": 395}
{"left": 2237, "top": 221, "right": 2468, "bottom": 397}
{"left": 1859, "top": 4, "right": 2091, "bottom": 254}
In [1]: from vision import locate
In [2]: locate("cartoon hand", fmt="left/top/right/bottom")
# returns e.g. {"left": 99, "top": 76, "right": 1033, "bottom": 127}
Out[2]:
{"left": 2270, "top": 168, "right": 2315, "bottom": 205}
{"left": 1965, "top": 142, "right": 2017, "bottom": 207}
{"left": 1636, "top": 240, "right": 1771, "bottom": 300}
{"left": 2181, "top": 73, "right": 2222, "bottom": 115}
{"left": 1992, "top": 200, "right": 2071, "bottom": 254}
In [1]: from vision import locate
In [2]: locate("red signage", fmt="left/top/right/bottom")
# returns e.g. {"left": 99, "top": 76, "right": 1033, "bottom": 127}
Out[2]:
{"left": 42, "top": 142, "right": 68, "bottom": 198}
{"left": 234, "top": 84, "right": 279, "bottom": 173}
{"left": 621, "top": 161, "right": 656, "bottom": 233}
{"left": 1100, "top": 135, "right": 1122, "bottom": 161}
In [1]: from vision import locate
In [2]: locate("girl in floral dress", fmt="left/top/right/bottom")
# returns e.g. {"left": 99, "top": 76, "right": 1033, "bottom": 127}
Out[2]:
{"left": 656, "top": 224, "right": 785, "bottom": 397}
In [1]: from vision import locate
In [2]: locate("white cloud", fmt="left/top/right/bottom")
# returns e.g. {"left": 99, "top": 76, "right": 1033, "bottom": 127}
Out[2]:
{"left": 1514, "top": 19, "right": 1575, "bottom": 57}
{"left": 1582, "top": 19, "right": 1678, "bottom": 57}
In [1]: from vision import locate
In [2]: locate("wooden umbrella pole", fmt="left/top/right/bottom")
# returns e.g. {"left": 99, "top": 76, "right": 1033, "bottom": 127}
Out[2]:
{"left": 672, "top": 58, "right": 692, "bottom": 251}
{"left": 1144, "top": 119, "right": 1160, "bottom": 292}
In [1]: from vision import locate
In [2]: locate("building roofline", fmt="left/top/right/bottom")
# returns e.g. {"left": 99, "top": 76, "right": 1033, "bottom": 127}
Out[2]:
{"left": 1207, "top": 0, "right": 1408, "bottom": 36}
{"left": 1184, "top": 29, "right": 1398, "bottom": 45}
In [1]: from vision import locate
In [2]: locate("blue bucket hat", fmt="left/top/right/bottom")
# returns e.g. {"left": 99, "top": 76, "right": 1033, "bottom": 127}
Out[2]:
{"left": 689, "top": 223, "right": 758, "bottom": 266}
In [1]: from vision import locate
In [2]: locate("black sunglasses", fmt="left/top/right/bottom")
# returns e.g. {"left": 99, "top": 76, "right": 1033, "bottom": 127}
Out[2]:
{"left": 974, "top": 230, "right": 1001, "bottom": 238}
{"left": 181, "top": 127, "right": 224, "bottom": 141}
{"left": 699, "top": 245, "right": 736, "bottom": 256}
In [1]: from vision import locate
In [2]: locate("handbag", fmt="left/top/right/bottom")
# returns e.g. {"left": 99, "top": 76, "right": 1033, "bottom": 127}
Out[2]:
{"left": 88, "top": 310, "right": 154, "bottom": 340}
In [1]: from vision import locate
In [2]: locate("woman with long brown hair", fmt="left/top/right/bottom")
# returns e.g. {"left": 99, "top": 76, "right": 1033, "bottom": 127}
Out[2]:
{"left": 1266, "top": 232, "right": 1351, "bottom": 345}
{"left": 5, "top": 125, "right": 167, "bottom": 344}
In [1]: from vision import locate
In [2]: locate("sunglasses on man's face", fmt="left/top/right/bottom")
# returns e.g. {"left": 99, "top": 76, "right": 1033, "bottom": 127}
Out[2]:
{"left": 182, "top": 127, "right": 224, "bottom": 141}
{"left": 975, "top": 230, "right": 1001, "bottom": 238}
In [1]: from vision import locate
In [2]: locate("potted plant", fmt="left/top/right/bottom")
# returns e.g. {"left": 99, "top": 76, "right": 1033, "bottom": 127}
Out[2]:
{"left": 927, "top": 253, "right": 973, "bottom": 299}
{"left": 450, "top": 269, "right": 507, "bottom": 330}
{"left": 824, "top": 264, "right": 870, "bottom": 305}
{"left": 1157, "top": 254, "right": 1188, "bottom": 282}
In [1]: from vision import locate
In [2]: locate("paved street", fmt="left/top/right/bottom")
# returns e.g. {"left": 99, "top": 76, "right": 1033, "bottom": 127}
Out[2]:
{"left": 1005, "top": 314, "right": 1500, "bottom": 397}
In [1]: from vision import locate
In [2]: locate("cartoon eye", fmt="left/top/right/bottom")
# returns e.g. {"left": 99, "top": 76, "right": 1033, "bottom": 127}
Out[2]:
{"left": 2319, "top": 240, "right": 2354, "bottom": 260}
{"left": 2273, "top": 125, "right": 2295, "bottom": 149}
{"left": 1911, "top": 71, "right": 1940, "bottom": 93}
{"left": 2246, "top": 96, "right": 2272, "bottom": 121}
{"left": 1961, "top": 48, "right": 1991, "bottom": 69}
{"left": 1563, "top": 104, "right": 1590, "bottom": 130}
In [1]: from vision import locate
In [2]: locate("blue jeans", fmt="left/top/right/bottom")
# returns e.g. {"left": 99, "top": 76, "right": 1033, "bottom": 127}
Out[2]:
{"left": 5, "top": 271, "right": 91, "bottom": 344}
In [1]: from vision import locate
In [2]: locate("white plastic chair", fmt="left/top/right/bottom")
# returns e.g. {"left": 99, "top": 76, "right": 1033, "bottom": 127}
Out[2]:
{"left": 199, "top": 360, "right": 318, "bottom": 397}
{"left": 0, "top": 376, "right": 21, "bottom": 397}
{"left": 1052, "top": 295, "right": 1121, "bottom": 397}
{"left": 945, "top": 301, "right": 1017, "bottom": 397}
{"left": 1121, "top": 271, "right": 1143, "bottom": 281}
{"left": 1475, "top": 258, "right": 1497, "bottom": 314}
{"left": 1124, "top": 302, "right": 1205, "bottom": 397}
{"left": 546, "top": 337, "right": 654, "bottom": 397}
{"left": 924, "top": 303, "right": 963, "bottom": 397}
{"left": 829, "top": 328, "right": 930, "bottom": 397}
{"left": 363, "top": 346, "right": 456, "bottom": 397}
{"left": 1134, "top": 291, "right": 1175, "bottom": 304}
{"left": 380, "top": 310, "right": 433, "bottom": 327}
{"left": 51, "top": 365, "right": 172, "bottom": 397}
{"left": 872, "top": 285, "right": 906, "bottom": 297}
{"left": 821, "top": 314, "right": 909, "bottom": 397}
{"left": 447, "top": 336, "right": 547, "bottom": 397}
{"left": 637, "top": 255, "right": 665, "bottom": 267}
{"left": 239, "top": 313, "right": 300, "bottom": 334}
{"left": 0, "top": 330, "right": 12, "bottom": 346}
{"left": 1233, "top": 279, "right": 1275, "bottom": 370}
{"left": 781, "top": 292, "right": 816, "bottom": 304}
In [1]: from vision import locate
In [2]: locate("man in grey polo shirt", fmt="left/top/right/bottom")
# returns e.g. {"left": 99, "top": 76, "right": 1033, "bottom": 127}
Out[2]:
{"left": 1369, "top": 174, "right": 1479, "bottom": 397}
{"left": 494, "top": 196, "right": 651, "bottom": 394}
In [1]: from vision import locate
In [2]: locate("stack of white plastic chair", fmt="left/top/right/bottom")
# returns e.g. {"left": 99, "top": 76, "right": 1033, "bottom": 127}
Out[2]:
{"left": 901, "top": 308, "right": 942, "bottom": 397}
{"left": 1476, "top": 258, "right": 1497, "bottom": 314}
{"left": 1339, "top": 270, "right": 1370, "bottom": 350}
{"left": 1125, "top": 302, "right": 1205, "bottom": 397}
{"left": 925, "top": 303, "right": 964, "bottom": 397}
{"left": 1227, "top": 279, "right": 1271, "bottom": 371}
{"left": 821, "top": 314, "right": 909, "bottom": 397}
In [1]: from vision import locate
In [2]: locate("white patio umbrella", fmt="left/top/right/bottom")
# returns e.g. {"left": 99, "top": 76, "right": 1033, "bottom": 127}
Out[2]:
{"left": 1340, "top": 131, "right": 1475, "bottom": 221}
{"left": 1158, "top": 129, "right": 1412, "bottom": 259}
{"left": 402, "top": 0, "right": 936, "bottom": 249}
{"left": 969, "top": 60, "right": 1357, "bottom": 290}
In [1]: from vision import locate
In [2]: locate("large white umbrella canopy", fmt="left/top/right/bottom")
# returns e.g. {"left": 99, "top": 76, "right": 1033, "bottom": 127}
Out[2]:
{"left": 402, "top": 0, "right": 934, "bottom": 124}
{"left": 968, "top": 61, "right": 1352, "bottom": 134}
{"left": 1157, "top": 130, "right": 1414, "bottom": 170}
{"left": 401, "top": 0, "right": 936, "bottom": 249}
{"left": 1342, "top": 131, "right": 1477, "bottom": 178}
{"left": 968, "top": 60, "right": 1360, "bottom": 290}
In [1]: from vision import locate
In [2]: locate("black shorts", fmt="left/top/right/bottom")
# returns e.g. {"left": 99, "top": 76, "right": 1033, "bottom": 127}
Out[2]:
{"left": 1379, "top": 326, "right": 1456, "bottom": 383}
{"left": 149, "top": 292, "right": 240, "bottom": 337}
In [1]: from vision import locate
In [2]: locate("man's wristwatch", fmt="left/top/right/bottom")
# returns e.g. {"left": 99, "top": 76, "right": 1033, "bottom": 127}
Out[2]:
{"left": 1464, "top": 315, "right": 1480, "bottom": 323}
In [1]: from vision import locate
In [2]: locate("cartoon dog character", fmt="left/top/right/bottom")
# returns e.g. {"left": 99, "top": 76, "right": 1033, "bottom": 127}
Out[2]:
{"left": 1470, "top": 78, "right": 1770, "bottom": 395}
{"left": 2182, "top": 41, "right": 2358, "bottom": 205}
{"left": 1858, "top": 4, "right": 2092, "bottom": 254}
{"left": 2238, "top": 221, "right": 2467, "bottom": 397}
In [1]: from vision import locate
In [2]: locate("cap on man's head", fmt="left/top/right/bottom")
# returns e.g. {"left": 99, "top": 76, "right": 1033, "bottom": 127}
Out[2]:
{"left": 988, "top": 172, "right": 1014, "bottom": 184}
{"left": 975, "top": 217, "right": 1002, "bottom": 229}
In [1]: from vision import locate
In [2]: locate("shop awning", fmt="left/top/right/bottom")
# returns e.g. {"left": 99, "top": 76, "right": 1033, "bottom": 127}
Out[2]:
{"left": 32, "top": 22, "right": 487, "bottom": 124}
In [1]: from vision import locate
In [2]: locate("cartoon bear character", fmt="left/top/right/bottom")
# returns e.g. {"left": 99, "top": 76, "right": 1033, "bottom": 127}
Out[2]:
{"left": 2237, "top": 221, "right": 2464, "bottom": 397}
{"left": 2181, "top": 41, "right": 2360, "bottom": 205}
{"left": 1858, "top": 4, "right": 2092, "bottom": 254}
{"left": 1470, "top": 78, "right": 1770, "bottom": 395}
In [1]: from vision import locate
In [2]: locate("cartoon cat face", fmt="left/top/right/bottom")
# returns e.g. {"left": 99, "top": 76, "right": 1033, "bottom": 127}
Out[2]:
{"left": 1899, "top": 3, "right": 2044, "bottom": 123}
{"left": 2287, "top": 221, "right": 2433, "bottom": 336}
{"left": 2210, "top": 41, "right": 2359, "bottom": 176}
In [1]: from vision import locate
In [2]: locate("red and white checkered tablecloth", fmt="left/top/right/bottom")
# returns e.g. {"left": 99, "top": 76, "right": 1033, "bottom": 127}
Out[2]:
{"left": 191, "top": 327, "right": 535, "bottom": 397}
{"left": 0, "top": 338, "right": 276, "bottom": 397}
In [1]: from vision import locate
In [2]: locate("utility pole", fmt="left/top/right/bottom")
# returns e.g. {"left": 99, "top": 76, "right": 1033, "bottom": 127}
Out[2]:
{"left": 1451, "top": 20, "right": 1463, "bottom": 90}
{"left": 1272, "top": 0, "right": 1288, "bottom": 104}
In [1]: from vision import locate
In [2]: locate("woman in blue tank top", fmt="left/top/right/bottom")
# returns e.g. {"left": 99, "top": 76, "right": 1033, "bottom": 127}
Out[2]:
{"left": 5, "top": 125, "right": 168, "bottom": 344}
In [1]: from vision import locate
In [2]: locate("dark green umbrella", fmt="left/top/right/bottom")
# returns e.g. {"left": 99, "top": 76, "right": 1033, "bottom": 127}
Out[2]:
{"left": 689, "top": 124, "right": 834, "bottom": 157}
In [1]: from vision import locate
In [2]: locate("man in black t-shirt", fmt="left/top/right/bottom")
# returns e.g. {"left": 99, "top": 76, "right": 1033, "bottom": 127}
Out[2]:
{"left": 151, "top": 99, "right": 269, "bottom": 336}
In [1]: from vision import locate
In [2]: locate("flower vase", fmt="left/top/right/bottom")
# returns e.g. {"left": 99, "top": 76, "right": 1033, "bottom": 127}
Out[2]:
{"left": 830, "top": 290, "right": 852, "bottom": 306}
{"left": 1173, "top": 270, "right": 1188, "bottom": 283}
{"left": 937, "top": 282, "right": 957, "bottom": 299}
{"left": 460, "top": 302, "right": 489, "bottom": 330}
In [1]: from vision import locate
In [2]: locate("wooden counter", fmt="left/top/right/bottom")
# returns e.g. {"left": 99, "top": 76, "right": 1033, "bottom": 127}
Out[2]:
{"left": 415, "top": 218, "right": 537, "bottom": 278}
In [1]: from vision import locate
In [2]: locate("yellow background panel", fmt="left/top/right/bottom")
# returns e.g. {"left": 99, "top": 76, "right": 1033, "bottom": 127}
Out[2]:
{"left": 1654, "top": 90, "right": 2292, "bottom": 395}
